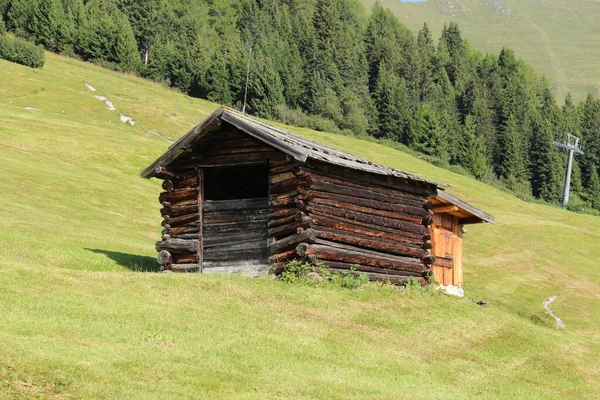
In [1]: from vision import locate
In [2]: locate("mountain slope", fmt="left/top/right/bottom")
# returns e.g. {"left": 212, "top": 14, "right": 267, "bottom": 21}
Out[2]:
{"left": 0, "top": 54, "right": 599, "bottom": 398}
{"left": 363, "top": 0, "right": 600, "bottom": 101}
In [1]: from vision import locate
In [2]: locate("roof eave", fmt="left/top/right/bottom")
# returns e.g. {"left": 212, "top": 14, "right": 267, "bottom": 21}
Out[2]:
{"left": 433, "top": 189, "right": 495, "bottom": 224}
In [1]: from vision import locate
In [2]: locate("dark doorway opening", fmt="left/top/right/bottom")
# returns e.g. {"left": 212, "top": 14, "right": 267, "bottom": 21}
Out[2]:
{"left": 203, "top": 164, "right": 269, "bottom": 200}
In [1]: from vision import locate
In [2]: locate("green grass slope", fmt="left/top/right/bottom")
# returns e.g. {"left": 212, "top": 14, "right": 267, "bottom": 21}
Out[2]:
{"left": 363, "top": 0, "right": 600, "bottom": 101}
{"left": 0, "top": 54, "right": 599, "bottom": 398}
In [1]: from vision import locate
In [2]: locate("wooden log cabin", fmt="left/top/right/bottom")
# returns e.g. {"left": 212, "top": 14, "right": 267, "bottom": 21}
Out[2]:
{"left": 141, "top": 107, "right": 494, "bottom": 288}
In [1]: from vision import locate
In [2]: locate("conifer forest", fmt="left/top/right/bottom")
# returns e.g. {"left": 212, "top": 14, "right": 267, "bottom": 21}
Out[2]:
{"left": 2, "top": 0, "right": 600, "bottom": 211}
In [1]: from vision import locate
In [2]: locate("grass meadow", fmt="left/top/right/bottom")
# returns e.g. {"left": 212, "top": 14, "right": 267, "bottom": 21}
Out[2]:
{"left": 0, "top": 54, "right": 598, "bottom": 398}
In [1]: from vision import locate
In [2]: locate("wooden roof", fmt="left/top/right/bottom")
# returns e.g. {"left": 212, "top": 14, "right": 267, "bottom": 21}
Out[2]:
{"left": 141, "top": 107, "right": 441, "bottom": 186}
{"left": 141, "top": 106, "right": 494, "bottom": 224}
{"left": 430, "top": 190, "right": 495, "bottom": 225}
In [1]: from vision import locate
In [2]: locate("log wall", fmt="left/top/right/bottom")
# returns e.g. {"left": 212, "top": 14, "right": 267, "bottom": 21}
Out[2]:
{"left": 287, "top": 163, "right": 436, "bottom": 285}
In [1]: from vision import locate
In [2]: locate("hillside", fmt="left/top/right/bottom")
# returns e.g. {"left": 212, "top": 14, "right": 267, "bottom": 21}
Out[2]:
{"left": 364, "top": 0, "right": 600, "bottom": 101}
{"left": 0, "top": 54, "right": 599, "bottom": 398}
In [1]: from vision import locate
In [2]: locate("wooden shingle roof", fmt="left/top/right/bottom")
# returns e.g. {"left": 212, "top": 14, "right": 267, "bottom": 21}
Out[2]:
{"left": 141, "top": 107, "right": 441, "bottom": 187}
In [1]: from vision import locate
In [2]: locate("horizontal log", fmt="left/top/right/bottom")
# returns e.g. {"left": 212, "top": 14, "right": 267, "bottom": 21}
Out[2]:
{"left": 162, "top": 213, "right": 200, "bottom": 227}
{"left": 267, "top": 249, "right": 298, "bottom": 264}
{"left": 309, "top": 213, "right": 421, "bottom": 245}
{"left": 270, "top": 177, "right": 303, "bottom": 194}
{"left": 203, "top": 220, "right": 267, "bottom": 235}
{"left": 161, "top": 204, "right": 199, "bottom": 218}
{"left": 176, "top": 175, "right": 199, "bottom": 189}
{"left": 203, "top": 231, "right": 268, "bottom": 247}
{"left": 270, "top": 162, "right": 294, "bottom": 176}
{"left": 298, "top": 188, "right": 429, "bottom": 218}
{"left": 169, "top": 263, "right": 200, "bottom": 272}
{"left": 270, "top": 189, "right": 298, "bottom": 201}
{"left": 300, "top": 174, "right": 426, "bottom": 209}
{"left": 432, "top": 205, "right": 459, "bottom": 213}
{"left": 269, "top": 195, "right": 298, "bottom": 209}
{"left": 156, "top": 239, "right": 199, "bottom": 254}
{"left": 268, "top": 208, "right": 298, "bottom": 220}
{"left": 170, "top": 233, "right": 200, "bottom": 240}
{"left": 302, "top": 163, "right": 434, "bottom": 196}
{"left": 423, "top": 200, "right": 434, "bottom": 210}
{"left": 300, "top": 203, "right": 427, "bottom": 236}
{"left": 270, "top": 171, "right": 296, "bottom": 184}
{"left": 268, "top": 213, "right": 297, "bottom": 228}
{"left": 268, "top": 221, "right": 311, "bottom": 238}
{"left": 203, "top": 209, "right": 268, "bottom": 224}
{"left": 433, "top": 257, "right": 453, "bottom": 269}
{"left": 316, "top": 261, "right": 424, "bottom": 278}
{"left": 296, "top": 244, "right": 426, "bottom": 274}
{"left": 270, "top": 229, "right": 316, "bottom": 255}
{"left": 199, "top": 137, "right": 262, "bottom": 150}
{"left": 422, "top": 254, "right": 436, "bottom": 265}
{"left": 309, "top": 197, "right": 423, "bottom": 224}
{"left": 162, "top": 226, "right": 199, "bottom": 236}
{"left": 202, "top": 198, "right": 268, "bottom": 213}
{"left": 320, "top": 268, "right": 427, "bottom": 286}
{"left": 422, "top": 241, "right": 432, "bottom": 250}
{"left": 313, "top": 227, "right": 425, "bottom": 258}
{"left": 157, "top": 250, "right": 172, "bottom": 266}
{"left": 155, "top": 166, "right": 176, "bottom": 179}
{"left": 204, "top": 245, "right": 268, "bottom": 262}
{"left": 173, "top": 254, "right": 199, "bottom": 264}
{"left": 159, "top": 187, "right": 198, "bottom": 204}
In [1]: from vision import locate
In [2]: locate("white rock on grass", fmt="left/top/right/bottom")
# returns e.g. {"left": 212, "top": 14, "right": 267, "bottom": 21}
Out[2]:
{"left": 85, "top": 83, "right": 97, "bottom": 92}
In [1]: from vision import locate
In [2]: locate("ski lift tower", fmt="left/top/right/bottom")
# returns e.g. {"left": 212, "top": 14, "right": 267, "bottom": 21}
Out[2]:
{"left": 554, "top": 134, "right": 584, "bottom": 209}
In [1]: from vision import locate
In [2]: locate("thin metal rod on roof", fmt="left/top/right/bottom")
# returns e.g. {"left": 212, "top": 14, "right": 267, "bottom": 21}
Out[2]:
{"left": 242, "top": 47, "right": 253, "bottom": 114}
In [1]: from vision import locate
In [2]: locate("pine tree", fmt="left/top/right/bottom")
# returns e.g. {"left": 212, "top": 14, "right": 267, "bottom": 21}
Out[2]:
{"left": 458, "top": 115, "right": 490, "bottom": 179}
{"left": 116, "top": 16, "right": 140, "bottom": 73}
{"left": 416, "top": 22, "right": 436, "bottom": 103}
{"left": 374, "top": 62, "right": 411, "bottom": 142}
{"left": 0, "top": 13, "right": 6, "bottom": 35}
{"left": 248, "top": 51, "right": 285, "bottom": 119}
{"left": 498, "top": 114, "right": 529, "bottom": 191}
{"left": 6, "top": 0, "right": 32, "bottom": 36}
{"left": 410, "top": 103, "right": 448, "bottom": 160}
{"left": 529, "top": 116, "right": 562, "bottom": 202}
{"left": 29, "top": 0, "right": 63, "bottom": 50}
{"left": 117, "top": 0, "right": 162, "bottom": 65}
{"left": 579, "top": 94, "right": 600, "bottom": 187}
{"left": 586, "top": 165, "right": 600, "bottom": 210}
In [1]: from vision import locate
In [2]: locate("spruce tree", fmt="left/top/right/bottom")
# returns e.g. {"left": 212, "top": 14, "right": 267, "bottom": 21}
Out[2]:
{"left": 248, "top": 52, "right": 285, "bottom": 119}
{"left": 6, "top": 0, "right": 31, "bottom": 36}
{"left": 374, "top": 62, "right": 411, "bottom": 142}
{"left": 498, "top": 114, "right": 529, "bottom": 191}
{"left": 529, "top": 116, "right": 562, "bottom": 202}
{"left": 580, "top": 94, "right": 600, "bottom": 187}
{"left": 410, "top": 103, "right": 448, "bottom": 161}
{"left": 458, "top": 115, "right": 490, "bottom": 179}
{"left": 586, "top": 164, "right": 600, "bottom": 210}
{"left": 116, "top": 16, "right": 140, "bottom": 73}
{"left": 0, "top": 13, "right": 5, "bottom": 35}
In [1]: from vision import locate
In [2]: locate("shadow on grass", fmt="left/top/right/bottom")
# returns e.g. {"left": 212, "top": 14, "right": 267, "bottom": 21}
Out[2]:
{"left": 86, "top": 248, "right": 159, "bottom": 272}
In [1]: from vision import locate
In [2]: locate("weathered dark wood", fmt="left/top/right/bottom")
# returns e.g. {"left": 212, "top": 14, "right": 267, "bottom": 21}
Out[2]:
{"left": 157, "top": 250, "right": 172, "bottom": 266}
{"left": 270, "top": 171, "right": 297, "bottom": 184}
{"left": 303, "top": 162, "right": 435, "bottom": 196}
{"left": 434, "top": 257, "right": 453, "bottom": 269}
{"left": 267, "top": 249, "right": 298, "bottom": 264}
{"left": 187, "top": 151, "right": 286, "bottom": 166}
{"left": 309, "top": 214, "right": 421, "bottom": 245}
{"left": 268, "top": 213, "right": 297, "bottom": 228}
{"left": 204, "top": 244, "right": 268, "bottom": 262}
{"left": 269, "top": 221, "right": 311, "bottom": 238}
{"left": 308, "top": 197, "right": 423, "bottom": 224}
{"left": 269, "top": 195, "right": 298, "bottom": 209}
{"left": 162, "top": 226, "right": 199, "bottom": 236}
{"left": 268, "top": 208, "right": 298, "bottom": 220}
{"left": 170, "top": 233, "right": 200, "bottom": 240}
{"left": 156, "top": 239, "right": 199, "bottom": 254}
{"left": 169, "top": 263, "right": 200, "bottom": 272}
{"left": 203, "top": 220, "right": 267, "bottom": 234}
{"left": 312, "top": 227, "right": 425, "bottom": 258}
{"left": 422, "top": 241, "right": 433, "bottom": 250}
{"left": 315, "top": 261, "right": 424, "bottom": 278}
{"left": 155, "top": 166, "right": 176, "bottom": 179}
{"left": 162, "top": 213, "right": 200, "bottom": 227}
{"left": 270, "top": 229, "right": 316, "bottom": 254}
{"left": 173, "top": 254, "right": 199, "bottom": 264}
{"left": 159, "top": 187, "right": 198, "bottom": 204}
{"left": 203, "top": 231, "right": 267, "bottom": 247}
{"left": 198, "top": 146, "right": 274, "bottom": 157}
{"left": 423, "top": 200, "right": 434, "bottom": 210}
{"left": 270, "top": 162, "right": 294, "bottom": 176}
{"left": 296, "top": 244, "right": 426, "bottom": 273}
{"left": 202, "top": 198, "right": 268, "bottom": 213}
{"left": 161, "top": 204, "right": 199, "bottom": 217}
{"left": 421, "top": 254, "right": 436, "bottom": 265}
{"left": 299, "top": 173, "right": 426, "bottom": 208}
{"left": 421, "top": 214, "right": 434, "bottom": 226}
{"left": 176, "top": 175, "right": 198, "bottom": 189}
{"left": 203, "top": 209, "right": 268, "bottom": 224}
{"left": 270, "top": 177, "right": 304, "bottom": 194}
{"left": 300, "top": 202, "right": 427, "bottom": 235}
{"left": 298, "top": 188, "right": 429, "bottom": 218}
{"left": 162, "top": 180, "right": 174, "bottom": 191}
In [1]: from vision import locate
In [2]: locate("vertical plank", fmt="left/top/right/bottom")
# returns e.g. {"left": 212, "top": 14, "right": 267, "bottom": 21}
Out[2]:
{"left": 454, "top": 222, "right": 463, "bottom": 287}
{"left": 197, "top": 167, "right": 204, "bottom": 272}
